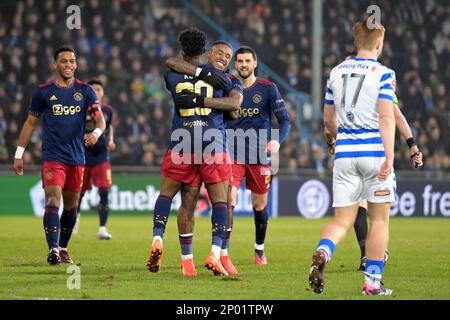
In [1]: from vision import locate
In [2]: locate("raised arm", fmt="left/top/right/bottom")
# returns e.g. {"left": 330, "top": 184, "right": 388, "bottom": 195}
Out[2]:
{"left": 166, "top": 56, "right": 229, "bottom": 90}
{"left": 166, "top": 56, "right": 197, "bottom": 77}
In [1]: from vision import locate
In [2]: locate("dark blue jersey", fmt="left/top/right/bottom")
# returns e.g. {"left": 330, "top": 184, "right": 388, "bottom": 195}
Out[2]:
{"left": 228, "top": 74, "right": 244, "bottom": 96}
{"left": 164, "top": 65, "right": 233, "bottom": 154}
{"left": 227, "top": 77, "right": 291, "bottom": 164}
{"left": 29, "top": 79, "right": 100, "bottom": 165}
{"left": 85, "top": 104, "right": 113, "bottom": 165}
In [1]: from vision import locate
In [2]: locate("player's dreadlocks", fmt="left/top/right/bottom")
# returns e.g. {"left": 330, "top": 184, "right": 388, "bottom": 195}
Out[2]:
{"left": 178, "top": 28, "right": 207, "bottom": 57}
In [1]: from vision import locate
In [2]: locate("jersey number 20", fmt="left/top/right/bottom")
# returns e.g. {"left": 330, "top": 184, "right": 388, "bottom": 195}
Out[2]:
{"left": 176, "top": 80, "right": 213, "bottom": 117}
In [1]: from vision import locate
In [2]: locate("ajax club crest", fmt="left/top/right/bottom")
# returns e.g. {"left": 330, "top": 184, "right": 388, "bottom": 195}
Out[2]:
{"left": 253, "top": 94, "right": 262, "bottom": 104}
{"left": 73, "top": 92, "right": 83, "bottom": 101}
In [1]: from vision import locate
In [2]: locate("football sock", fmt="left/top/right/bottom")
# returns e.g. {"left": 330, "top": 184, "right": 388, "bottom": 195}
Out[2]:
{"left": 77, "top": 191, "right": 85, "bottom": 213}
{"left": 152, "top": 235, "right": 163, "bottom": 246}
{"left": 98, "top": 187, "right": 109, "bottom": 227}
{"left": 317, "top": 238, "right": 336, "bottom": 263}
{"left": 364, "top": 259, "right": 384, "bottom": 288}
{"left": 255, "top": 243, "right": 264, "bottom": 251}
{"left": 43, "top": 206, "right": 60, "bottom": 249}
{"left": 179, "top": 233, "right": 193, "bottom": 259}
{"left": 211, "top": 202, "right": 228, "bottom": 256}
{"left": 221, "top": 208, "right": 234, "bottom": 256}
{"left": 354, "top": 206, "right": 368, "bottom": 258}
{"left": 58, "top": 208, "right": 77, "bottom": 248}
{"left": 153, "top": 195, "right": 172, "bottom": 238}
{"left": 221, "top": 229, "right": 232, "bottom": 256}
{"left": 254, "top": 207, "right": 269, "bottom": 246}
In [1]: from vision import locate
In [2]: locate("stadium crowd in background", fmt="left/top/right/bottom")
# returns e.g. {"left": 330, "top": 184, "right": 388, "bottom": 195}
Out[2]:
{"left": 0, "top": 0, "right": 449, "bottom": 174}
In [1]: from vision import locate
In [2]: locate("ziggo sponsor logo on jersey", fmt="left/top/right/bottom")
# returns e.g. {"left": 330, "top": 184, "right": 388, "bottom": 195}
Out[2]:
{"left": 238, "top": 107, "right": 260, "bottom": 117}
{"left": 52, "top": 104, "right": 81, "bottom": 116}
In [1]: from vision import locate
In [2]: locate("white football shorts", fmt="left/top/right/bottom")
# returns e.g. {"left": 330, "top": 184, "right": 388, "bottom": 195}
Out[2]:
{"left": 332, "top": 157, "right": 396, "bottom": 207}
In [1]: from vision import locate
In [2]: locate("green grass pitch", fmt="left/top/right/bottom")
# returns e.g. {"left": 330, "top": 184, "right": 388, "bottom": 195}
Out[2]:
{"left": 0, "top": 215, "right": 449, "bottom": 300}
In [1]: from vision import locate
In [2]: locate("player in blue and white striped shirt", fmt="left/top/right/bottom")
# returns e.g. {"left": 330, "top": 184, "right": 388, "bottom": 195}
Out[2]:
{"left": 309, "top": 18, "right": 397, "bottom": 296}
{"left": 325, "top": 53, "right": 424, "bottom": 271}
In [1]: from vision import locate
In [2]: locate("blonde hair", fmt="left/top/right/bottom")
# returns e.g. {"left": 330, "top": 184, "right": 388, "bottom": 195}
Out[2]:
{"left": 352, "top": 18, "right": 385, "bottom": 51}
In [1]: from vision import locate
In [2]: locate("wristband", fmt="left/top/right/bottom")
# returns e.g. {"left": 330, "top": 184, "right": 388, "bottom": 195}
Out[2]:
{"left": 15, "top": 146, "right": 25, "bottom": 159}
{"left": 92, "top": 128, "right": 103, "bottom": 138}
{"left": 195, "top": 67, "right": 202, "bottom": 77}
{"left": 406, "top": 137, "right": 417, "bottom": 148}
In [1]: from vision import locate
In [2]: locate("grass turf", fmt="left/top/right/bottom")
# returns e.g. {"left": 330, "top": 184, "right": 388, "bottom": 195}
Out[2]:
{"left": 0, "top": 215, "right": 449, "bottom": 300}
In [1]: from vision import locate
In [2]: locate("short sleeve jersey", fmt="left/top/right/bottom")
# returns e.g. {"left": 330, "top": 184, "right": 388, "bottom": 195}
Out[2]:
{"left": 30, "top": 79, "right": 100, "bottom": 165}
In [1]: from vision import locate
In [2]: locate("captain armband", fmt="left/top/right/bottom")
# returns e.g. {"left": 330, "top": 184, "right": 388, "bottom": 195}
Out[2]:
{"left": 88, "top": 103, "right": 102, "bottom": 117}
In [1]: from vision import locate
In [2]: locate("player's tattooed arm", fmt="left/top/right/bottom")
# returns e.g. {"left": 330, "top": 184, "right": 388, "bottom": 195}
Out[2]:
{"left": 393, "top": 104, "right": 423, "bottom": 168}
{"left": 166, "top": 56, "right": 229, "bottom": 90}
{"left": 14, "top": 113, "right": 39, "bottom": 175}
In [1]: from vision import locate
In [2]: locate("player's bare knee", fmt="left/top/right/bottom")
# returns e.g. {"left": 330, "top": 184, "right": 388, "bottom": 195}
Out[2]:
{"left": 46, "top": 196, "right": 61, "bottom": 208}
{"left": 333, "top": 216, "right": 354, "bottom": 232}
{"left": 210, "top": 182, "right": 228, "bottom": 209}
{"left": 62, "top": 194, "right": 81, "bottom": 210}
{"left": 252, "top": 199, "right": 267, "bottom": 212}
{"left": 160, "top": 176, "right": 182, "bottom": 198}
{"left": 369, "top": 214, "right": 390, "bottom": 224}
{"left": 229, "top": 194, "right": 237, "bottom": 207}
{"left": 207, "top": 186, "right": 227, "bottom": 204}
{"left": 229, "top": 188, "right": 238, "bottom": 207}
